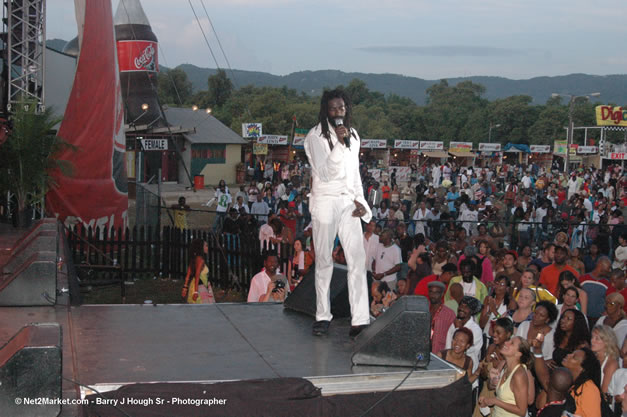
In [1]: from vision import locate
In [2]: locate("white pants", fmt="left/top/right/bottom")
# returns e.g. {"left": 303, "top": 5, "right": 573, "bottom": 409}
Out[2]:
{"left": 311, "top": 195, "right": 370, "bottom": 326}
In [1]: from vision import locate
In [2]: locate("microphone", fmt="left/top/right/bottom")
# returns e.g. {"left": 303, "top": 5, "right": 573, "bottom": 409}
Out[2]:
{"left": 334, "top": 118, "right": 350, "bottom": 149}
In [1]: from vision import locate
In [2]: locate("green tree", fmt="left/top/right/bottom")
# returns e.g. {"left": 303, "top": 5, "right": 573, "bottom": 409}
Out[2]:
{"left": 207, "top": 69, "right": 233, "bottom": 108}
{"left": 157, "top": 67, "right": 193, "bottom": 105}
{"left": 0, "top": 101, "right": 75, "bottom": 226}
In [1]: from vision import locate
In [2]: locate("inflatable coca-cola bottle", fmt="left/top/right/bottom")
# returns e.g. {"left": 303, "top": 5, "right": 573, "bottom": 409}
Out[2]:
{"left": 114, "top": 0, "right": 163, "bottom": 127}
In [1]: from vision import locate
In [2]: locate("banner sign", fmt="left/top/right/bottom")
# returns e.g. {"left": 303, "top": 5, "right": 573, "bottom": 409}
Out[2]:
{"left": 47, "top": 0, "right": 128, "bottom": 232}
{"left": 388, "top": 166, "right": 412, "bottom": 182}
{"left": 361, "top": 139, "right": 387, "bottom": 149}
{"left": 596, "top": 105, "right": 627, "bottom": 126}
{"left": 394, "top": 140, "right": 420, "bottom": 149}
{"left": 253, "top": 143, "right": 268, "bottom": 155}
{"left": 140, "top": 138, "right": 168, "bottom": 151}
{"left": 449, "top": 142, "right": 473, "bottom": 152}
{"left": 420, "top": 141, "right": 444, "bottom": 150}
{"left": 478, "top": 143, "right": 501, "bottom": 152}
{"left": 292, "top": 128, "right": 308, "bottom": 148}
{"left": 577, "top": 146, "right": 598, "bottom": 154}
{"left": 257, "top": 135, "right": 288, "bottom": 145}
{"left": 117, "top": 40, "right": 158, "bottom": 72}
{"left": 242, "top": 123, "right": 262, "bottom": 138}
{"left": 530, "top": 145, "right": 551, "bottom": 153}
{"left": 554, "top": 140, "right": 568, "bottom": 155}
{"left": 610, "top": 152, "right": 627, "bottom": 160}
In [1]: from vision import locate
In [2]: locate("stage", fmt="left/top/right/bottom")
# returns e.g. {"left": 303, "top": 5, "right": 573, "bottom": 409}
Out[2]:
{"left": 0, "top": 301, "right": 469, "bottom": 416}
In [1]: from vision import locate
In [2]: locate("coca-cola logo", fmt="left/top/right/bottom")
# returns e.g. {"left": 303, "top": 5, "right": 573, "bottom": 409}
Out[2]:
{"left": 134, "top": 44, "right": 156, "bottom": 71}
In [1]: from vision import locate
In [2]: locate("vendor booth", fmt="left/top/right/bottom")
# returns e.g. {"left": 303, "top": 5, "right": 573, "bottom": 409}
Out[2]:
{"left": 448, "top": 142, "right": 476, "bottom": 166}
{"left": 477, "top": 143, "right": 502, "bottom": 167}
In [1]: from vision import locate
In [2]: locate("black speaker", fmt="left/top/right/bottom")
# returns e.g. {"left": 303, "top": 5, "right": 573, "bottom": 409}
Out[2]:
{"left": 352, "top": 296, "right": 431, "bottom": 367}
{"left": 0, "top": 323, "right": 62, "bottom": 417}
{"left": 284, "top": 265, "right": 351, "bottom": 318}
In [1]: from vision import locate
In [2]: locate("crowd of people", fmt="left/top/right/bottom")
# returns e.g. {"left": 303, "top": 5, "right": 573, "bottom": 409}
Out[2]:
{"left": 190, "top": 158, "right": 627, "bottom": 416}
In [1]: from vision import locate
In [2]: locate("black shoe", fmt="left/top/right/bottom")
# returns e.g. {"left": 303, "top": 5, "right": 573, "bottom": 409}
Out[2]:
{"left": 349, "top": 325, "right": 368, "bottom": 338}
{"left": 312, "top": 320, "right": 330, "bottom": 336}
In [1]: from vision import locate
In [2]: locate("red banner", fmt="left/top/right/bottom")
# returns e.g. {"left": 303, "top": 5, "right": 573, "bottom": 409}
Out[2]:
{"left": 46, "top": 0, "right": 128, "bottom": 232}
{"left": 117, "top": 40, "right": 158, "bottom": 72}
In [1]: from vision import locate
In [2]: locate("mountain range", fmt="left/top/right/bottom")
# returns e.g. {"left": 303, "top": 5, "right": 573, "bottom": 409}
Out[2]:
{"left": 47, "top": 38, "right": 627, "bottom": 106}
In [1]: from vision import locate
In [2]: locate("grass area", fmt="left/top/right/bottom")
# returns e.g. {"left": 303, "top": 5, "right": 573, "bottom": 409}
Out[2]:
{"left": 81, "top": 278, "right": 246, "bottom": 304}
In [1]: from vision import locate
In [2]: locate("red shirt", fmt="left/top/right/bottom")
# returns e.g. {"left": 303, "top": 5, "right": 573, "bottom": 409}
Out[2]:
{"left": 539, "top": 264, "right": 579, "bottom": 296}
{"left": 430, "top": 303, "right": 456, "bottom": 354}
{"left": 382, "top": 185, "right": 390, "bottom": 200}
{"left": 557, "top": 190, "right": 567, "bottom": 205}
{"left": 414, "top": 274, "right": 447, "bottom": 297}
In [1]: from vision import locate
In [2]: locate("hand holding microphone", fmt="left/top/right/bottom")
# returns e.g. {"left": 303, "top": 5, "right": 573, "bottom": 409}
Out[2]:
{"left": 334, "top": 118, "right": 350, "bottom": 149}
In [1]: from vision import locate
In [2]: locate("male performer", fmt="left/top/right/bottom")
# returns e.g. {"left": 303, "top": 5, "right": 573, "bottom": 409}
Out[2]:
{"left": 304, "top": 88, "right": 372, "bottom": 338}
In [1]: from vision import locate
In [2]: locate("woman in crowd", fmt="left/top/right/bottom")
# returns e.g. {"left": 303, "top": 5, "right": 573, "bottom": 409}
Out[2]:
{"left": 513, "top": 268, "right": 557, "bottom": 305}
{"left": 509, "top": 287, "right": 535, "bottom": 331}
{"left": 584, "top": 243, "right": 602, "bottom": 273}
{"left": 412, "top": 200, "right": 430, "bottom": 237}
{"left": 556, "top": 287, "right": 582, "bottom": 324}
{"left": 590, "top": 324, "right": 621, "bottom": 396}
{"left": 550, "top": 309, "right": 591, "bottom": 366}
{"left": 567, "top": 247, "right": 586, "bottom": 276}
{"left": 390, "top": 183, "right": 401, "bottom": 205}
{"left": 478, "top": 336, "right": 532, "bottom": 417}
{"left": 517, "top": 245, "right": 532, "bottom": 271}
{"left": 477, "top": 239, "right": 495, "bottom": 285}
{"left": 533, "top": 343, "right": 602, "bottom": 417}
{"left": 286, "top": 238, "right": 313, "bottom": 290}
{"left": 431, "top": 240, "right": 456, "bottom": 276}
{"left": 596, "top": 292, "right": 627, "bottom": 346}
{"left": 557, "top": 270, "right": 588, "bottom": 315}
{"left": 516, "top": 301, "right": 558, "bottom": 360}
{"left": 181, "top": 238, "right": 215, "bottom": 304}
{"left": 437, "top": 327, "right": 479, "bottom": 383}
{"left": 480, "top": 275, "right": 510, "bottom": 338}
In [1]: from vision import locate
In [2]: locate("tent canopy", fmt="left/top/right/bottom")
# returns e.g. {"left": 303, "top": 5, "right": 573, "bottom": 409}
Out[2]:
{"left": 422, "top": 151, "right": 449, "bottom": 158}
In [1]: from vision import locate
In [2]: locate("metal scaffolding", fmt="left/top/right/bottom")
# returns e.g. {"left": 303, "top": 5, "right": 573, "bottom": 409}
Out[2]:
{"left": 2, "top": 0, "right": 46, "bottom": 113}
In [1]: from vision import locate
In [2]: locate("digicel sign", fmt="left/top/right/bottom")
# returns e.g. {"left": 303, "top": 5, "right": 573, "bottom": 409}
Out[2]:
{"left": 596, "top": 105, "right": 627, "bottom": 126}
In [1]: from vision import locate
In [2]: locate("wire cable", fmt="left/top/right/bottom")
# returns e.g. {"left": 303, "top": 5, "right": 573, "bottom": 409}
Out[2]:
{"left": 356, "top": 357, "right": 420, "bottom": 417}
{"left": 199, "top": 0, "right": 239, "bottom": 89}
{"left": 188, "top": 0, "right": 221, "bottom": 71}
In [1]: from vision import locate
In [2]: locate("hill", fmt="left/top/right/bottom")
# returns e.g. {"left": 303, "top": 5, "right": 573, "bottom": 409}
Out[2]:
{"left": 45, "top": 39, "right": 627, "bottom": 105}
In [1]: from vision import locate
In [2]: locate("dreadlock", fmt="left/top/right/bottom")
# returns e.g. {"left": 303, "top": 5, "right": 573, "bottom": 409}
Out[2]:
{"left": 318, "top": 88, "right": 355, "bottom": 140}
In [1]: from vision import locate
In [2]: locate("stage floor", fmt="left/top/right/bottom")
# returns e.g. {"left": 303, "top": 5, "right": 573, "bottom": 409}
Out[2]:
{"left": 1, "top": 302, "right": 461, "bottom": 414}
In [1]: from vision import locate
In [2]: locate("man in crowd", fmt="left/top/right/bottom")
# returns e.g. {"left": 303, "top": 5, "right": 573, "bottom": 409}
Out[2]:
{"left": 372, "top": 228, "right": 402, "bottom": 291}
{"left": 444, "top": 295, "right": 484, "bottom": 371}
{"left": 539, "top": 245, "right": 579, "bottom": 296}
{"left": 250, "top": 192, "right": 270, "bottom": 225}
{"left": 363, "top": 219, "right": 379, "bottom": 273}
{"left": 445, "top": 259, "right": 488, "bottom": 305}
{"left": 428, "top": 281, "right": 456, "bottom": 354}
{"left": 247, "top": 251, "right": 287, "bottom": 303}
{"left": 414, "top": 263, "right": 458, "bottom": 297}
{"left": 579, "top": 256, "right": 612, "bottom": 324}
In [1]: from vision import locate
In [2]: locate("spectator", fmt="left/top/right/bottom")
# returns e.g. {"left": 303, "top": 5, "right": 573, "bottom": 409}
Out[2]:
{"left": 478, "top": 336, "right": 531, "bottom": 417}
{"left": 363, "top": 219, "right": 379, "bottom": 273}
{"left": 437, "top": 327, "right": 479, "bottom": 383}
{"left": 550, "top": 309, "right": 591, "bottom": 367}
{"left": 445, "top": 259, "right": 488, "bottom": 305}
{"left": 579, "top": 256, "right": 612, "bottom": 324}
{"left": 414, "top": 262, "right": 457, "bottom": 297}
{"left": 516, "top": 300, "right": 558, "bottom": 360}
{"left": 583, "top": 243, "right": 601, "bottom": 273}
{"left": 591, "top": 324, "right": 621, "bottom": 396}
{"left": 287, "top": 238, "right": 313, "bottom": 290}
{"left": 237, "top": 207, "right": 258, "bottom": 238}
{"left": 247, "top": 251, "right": 287, "bottom": 303}
{"left": 431, "top": 240, "right": 457, "bottom": 276}
{"left": 500, "top": 250, "right": 523, "bottom": 289}
{"left": 557, "top": 270, "right": 588, "bottom": 316}
{"left": 372, "top": 228, "right": 402, "bottom": 291}
{"left": 513, "top": 268, "right": 557, "bottom": 305}
{"left": 479, "top": 275, "right": 511, "bottom": 340}
{"left": 613, "top": 233, "right": 627, "bottom": 271}
{"left": 445, "top": 295, "right": 484, "bottom": 372}
{"left": 510, "top": 287, "right": 535, "bottom": 331}
{"left": 596, "top": 293, "right": 627, "bottom": 346}
{"left": 171, "top": 196, "right": 190, "bottom": 231}
{"left": 530, "top": 243, "right": 555, "bottom": 272}
{"left": 476, "top": 239, "right": 495, "bottom": 285}
{"left": 540, "top": 245, "right": 579, "bottom": 296}
{"left": 233, "top": 194, "right": 249, "bottom": 214}
{"left": 181, "top": 239, "right": 215, "bottom": 304}
{"left": 205, "top": 179, "right": 231, "bottom": 232}
{"left": 607, "top": 268, "right": 627, "bottom": 314}
{"left": 250, "top": 193, "right": 270, "bottom": 225}
{"left": 534, "top": 367, "right": 576, "bottom": 417}
{"left": 428, "top": 281, "right": 456, "bottom": 354}
{"left": 370, "top": 281, "right": 396, "bottom": 318}
{"left": 222, "top": 208, "right": 240, "bottom": 235}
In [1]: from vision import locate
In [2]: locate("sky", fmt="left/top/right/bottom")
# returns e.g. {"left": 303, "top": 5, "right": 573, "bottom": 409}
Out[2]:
{"left": 47, "top": 0, "right": 627, "bottom": 80}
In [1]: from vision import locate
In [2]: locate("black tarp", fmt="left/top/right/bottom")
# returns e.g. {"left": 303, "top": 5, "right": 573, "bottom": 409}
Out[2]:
{"left": 85, "top": 376, "right": 472, "bottom": 417}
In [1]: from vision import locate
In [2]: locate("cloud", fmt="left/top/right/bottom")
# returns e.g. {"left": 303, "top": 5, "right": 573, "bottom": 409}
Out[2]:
{"left": 358, "top": 45, "right": 524, "bottom": 57}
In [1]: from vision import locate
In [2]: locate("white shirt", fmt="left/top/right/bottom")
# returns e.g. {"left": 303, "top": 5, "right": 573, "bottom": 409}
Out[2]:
{"left": 363, "top": 233, "right": 380, "bottom": 272}
{"left": 207, "top": 189, "right": 231, "bottom": 212}
{"left": 233, "top": 202, "right": 249, "bottom": 213}
{"left": 535, "top": 206, "right": 547, "bottom": 224}
{"left": 445, "top": 318, "right": 484, "bottom": 372}
{"left": 248, "top": 270, "right": 272, "bottom": 302}
{"left": 516, "top": 322, "right": 555, "bottom": 360}
{"left": 521, "top": 175, "right": 531, "bottom": 189}
{"left": 304, "top": 122, "right": 371, "bottom": 222}
{"left": 374, "top": 243, "right": 402, "bottom": 283}
{"left": 258, "top": 224, "right": 275, "bottom": 251}
{"left": 597, "top": 316, "right": 627, "bottom": 346}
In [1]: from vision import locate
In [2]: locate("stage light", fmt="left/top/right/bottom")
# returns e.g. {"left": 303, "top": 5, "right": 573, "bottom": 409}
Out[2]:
{"left": 141, "top": 103, "right": 149, "bottom": 111}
